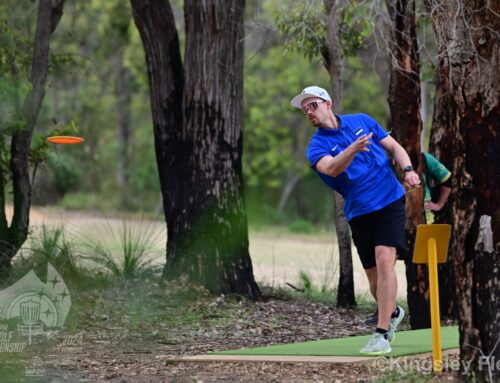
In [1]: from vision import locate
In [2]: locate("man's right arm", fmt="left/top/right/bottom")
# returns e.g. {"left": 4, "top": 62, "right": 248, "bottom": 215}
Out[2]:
{"left": 425, "top": 186, "right": 451, "bottom": 211}
{"left": 315, "top": 133, "right": 373, "bottom": 177}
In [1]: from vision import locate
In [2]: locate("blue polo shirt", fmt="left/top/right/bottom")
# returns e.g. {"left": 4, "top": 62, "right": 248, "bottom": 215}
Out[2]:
{"left": 306, "top": 113, "right": 405, "bottom": 221}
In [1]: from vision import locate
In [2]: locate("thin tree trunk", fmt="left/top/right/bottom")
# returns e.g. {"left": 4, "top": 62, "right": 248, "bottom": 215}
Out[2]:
{"left": 114, "top": 48, "right": 131, "bottom": 192}
{"left": 333, "top": 192, "right": 355, "bottom": 307}
{"left": 0, "top": 0, "right": 65, "bottom": 276}
{"left": 427, "top": 1, "right": 500, "bottom": 378}
{"left": 385, "top": 0, "right": 428, "bottom": 328}
{"left": 428, "top": 68, "right": 456, "bottom": 319}
{"left": 323, "top": 0, "right": 356, "bottom": 308}
{"left": 111, "top": 3, "right": 132, "bottom": 198}
{"left": 276, "top": 172, "right": 301, "bottom": 214}
{"left": 420, "top": 81, "right": 427, "bottom": 150}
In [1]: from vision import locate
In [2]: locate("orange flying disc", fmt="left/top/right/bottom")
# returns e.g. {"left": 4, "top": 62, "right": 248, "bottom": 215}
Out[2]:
{"left": 47, "top": 136, "right": 84, "bottom": 145}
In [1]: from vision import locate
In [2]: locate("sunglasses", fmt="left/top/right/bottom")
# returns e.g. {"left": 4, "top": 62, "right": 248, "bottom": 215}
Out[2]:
{"left": 301, "top": 100, "right": 325, "bottom": 113}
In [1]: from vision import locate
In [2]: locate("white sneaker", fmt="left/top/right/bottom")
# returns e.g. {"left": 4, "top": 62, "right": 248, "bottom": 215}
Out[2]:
{"left": 359, "top": 332, "right": 392, "bottom": 355}
{"left": 387, "top": 306, "right": 405, "bottom": 343}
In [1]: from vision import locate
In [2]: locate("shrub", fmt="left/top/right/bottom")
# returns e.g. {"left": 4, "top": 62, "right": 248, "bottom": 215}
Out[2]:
{"left": 80, "top": 219, "right": 163, "bottom": 279}
{"left": 10, "top": 225, "right": 89, "bottom": 287}
{"left": 288, "top": 219, "right": 314, "bottom": 233}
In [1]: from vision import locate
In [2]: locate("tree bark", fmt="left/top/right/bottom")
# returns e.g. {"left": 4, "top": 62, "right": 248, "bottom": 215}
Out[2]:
{"left": 131, "top": 0, "right": 260, "bottom": 298}
{"left": 428, "top": 67, "right": 456, "bottom": 319}
{"left": 385, "top": 0, "right": 428, "bottom": 328}
{"left": 0, "top": 0, "right": 65, "bottom": 276}
{"left": 323, "top": 0, "right": 356, "bottom": 308}
{"left": 427, "top": 1, "right": 500, "bottom": 378}
{"left": 333, "top": 192, "right": 356, "bottom": 307}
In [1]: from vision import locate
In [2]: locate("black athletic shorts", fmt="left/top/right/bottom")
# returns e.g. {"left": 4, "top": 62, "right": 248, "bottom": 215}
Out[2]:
{"left": 348, "top": 196, "right": 406, "bottom": 269}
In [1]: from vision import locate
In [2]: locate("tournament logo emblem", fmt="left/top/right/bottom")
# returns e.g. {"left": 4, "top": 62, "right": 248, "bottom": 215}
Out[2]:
{"left": 0, "top": 263, "right": 71, "bottom": 347}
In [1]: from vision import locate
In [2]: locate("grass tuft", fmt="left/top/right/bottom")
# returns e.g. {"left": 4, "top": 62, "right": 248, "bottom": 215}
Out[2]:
{"left": 8, "top": 225, "right": 90, "bottom": 288}
{"left": 79, "top": 219, "right": 163, "bottom": 279}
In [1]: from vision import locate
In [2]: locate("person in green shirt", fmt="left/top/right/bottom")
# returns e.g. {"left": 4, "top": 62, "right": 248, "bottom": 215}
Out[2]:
{"left": 421, "top": 152, "right": 452, "bottom": 223}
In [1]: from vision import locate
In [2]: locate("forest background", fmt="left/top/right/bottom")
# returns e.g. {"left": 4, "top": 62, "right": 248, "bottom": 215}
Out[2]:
{"left": 0, "top": 0, "right": 498, "bottom": 381}
{"left": 2, "top": 0, "right": 432, "bottom": 232}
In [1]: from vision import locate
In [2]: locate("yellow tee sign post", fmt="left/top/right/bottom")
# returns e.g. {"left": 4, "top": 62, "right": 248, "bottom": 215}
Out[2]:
{"left": 413, "top": 224, "right": 451, "bottom": 373}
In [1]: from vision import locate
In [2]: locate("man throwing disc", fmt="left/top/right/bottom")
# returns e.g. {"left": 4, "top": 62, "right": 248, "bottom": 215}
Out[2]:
{"left": 291, "top": 86, "right": 420, "bottom": 355}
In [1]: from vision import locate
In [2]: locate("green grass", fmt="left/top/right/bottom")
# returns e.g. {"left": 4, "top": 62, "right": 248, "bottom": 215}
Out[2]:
{"left": 78, "top": 219, "right": 163, "bottom": 279}
{"left": 21, "top": 213, "right": 408, "bottom": 301}
{"left": 6, "top": 225, "right": 92, "bottom": 289}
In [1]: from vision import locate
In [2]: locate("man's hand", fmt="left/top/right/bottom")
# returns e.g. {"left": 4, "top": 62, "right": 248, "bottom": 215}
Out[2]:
{"left": 404, "top": 171, "right": 420, "bottom": 189}
{"left": 350, "top": 132, "right": 373, "bottom": 153}
{"left": 425, "top": 201, "right": 443, "bottom": 211}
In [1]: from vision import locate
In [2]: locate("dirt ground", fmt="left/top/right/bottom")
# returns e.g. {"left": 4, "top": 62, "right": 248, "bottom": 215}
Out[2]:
{"left": 1, "top": 207, "right": 463, "bottom": 382}
{"left": 3, "top": 293, "right": 463, "bottom": 383}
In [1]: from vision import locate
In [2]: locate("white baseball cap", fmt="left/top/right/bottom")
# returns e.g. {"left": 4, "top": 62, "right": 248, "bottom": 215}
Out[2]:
{"left": 290, "top": 86, "right": 332, "bottom": 109}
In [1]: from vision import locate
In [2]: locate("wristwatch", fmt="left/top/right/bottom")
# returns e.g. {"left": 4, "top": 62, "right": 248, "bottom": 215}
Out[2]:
{"left": 403, "top": 166, "right": 414, "bottom": 173}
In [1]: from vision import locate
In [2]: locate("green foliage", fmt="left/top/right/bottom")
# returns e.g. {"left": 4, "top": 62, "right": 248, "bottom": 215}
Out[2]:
{"left": 337, "top": 2, "right": 372, "bottom": 56}
{"left": 80, "top": 220, "right": 162, "bottom": 279}
{"left": 29, "top": 132, "right": 50, "bottom": 171}
{"left": 0, "top": 0, "right": 419, "bottom": 230}
{"left": 245, "top": 189, "right": 281, "bottom": 227}
{"left": 342, "top": 56, "right": 387, "bottom": 123}
{"left": 7, "top": 225, "right": 90, "bottom": 288}
{"left": 59, "top": 192, "right": 112, "bottom": 211}
{"left": 33, "top": 0, "right": 159, "bottom": 212}
{"left": 0, "top": 0, "right": 36, "bottom": 76}
{"left": 0, "top": 0, "right": 88, "bottom": 211}
{"left": 46, "top": 151, "right": 81, "bottom": 194}
{"left": 243, "top": 46, "right": 338, "bottom": 225}
{"left": 275, "top": 0, "right": 373, "bottom": 59}
{"left": 276, "top": 1, "right": 326, "bottom": 60}
{"left": 244, "top": 47, "right": 328, "bottom": 188}
{"left": 297, "top": 270, "right": 337, "bottom": 304}
{"left": 28, "top": 226, "right": 80, "bottom": 279}
{"left": 288, "top": 219, "right": 314, "bottom": 234}
{"left": 0, "top": 76, "right": 30, "bottom": 133}
{"left": 299, "top": 270, "right": 313, "bottom": 291}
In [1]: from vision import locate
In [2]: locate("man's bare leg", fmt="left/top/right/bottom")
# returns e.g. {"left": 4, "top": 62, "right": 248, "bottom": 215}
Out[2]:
{"left": 374, "top": 245, "right": 397, "bottom": 330}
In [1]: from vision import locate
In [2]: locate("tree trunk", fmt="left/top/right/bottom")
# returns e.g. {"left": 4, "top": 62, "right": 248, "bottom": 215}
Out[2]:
{"left": 323, "top": 0, "right": 356, "bottom": 308}
{"left": 427, "top": 1, "right": 500, "bottom": 378}
{"left": 428, "top": 68, "right": 456, "bottom": 319}
{"left": 130, "top": 0, "right": 185, "bottom": 264}
{"left": 420, "top": 81, "right": 427, "bottom": 150}
{"left": 385, "top": 0, "right": 428, "bottom": 328}
{"left": 0, "top": 0, "right": 65, "bottom": 276}
{"left": 111, "top": 3, "right": 132, "bottom": 199}
{"left": 131, "top": 0, "right": 260, "bottom": 298}
{"left": 276, "top": 172, "right": 301, "bottom": 214}
{"left": 114, "top": 48, "right": 132, "bottom": 194}
{"left": 333, "top": 192, "right": 356, "bottom": 307}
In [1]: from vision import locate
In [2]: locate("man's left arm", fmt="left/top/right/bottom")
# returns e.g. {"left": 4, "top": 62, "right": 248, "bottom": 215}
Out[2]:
{"left": 379, "top": 135, "right": 420, "bottom": 188}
